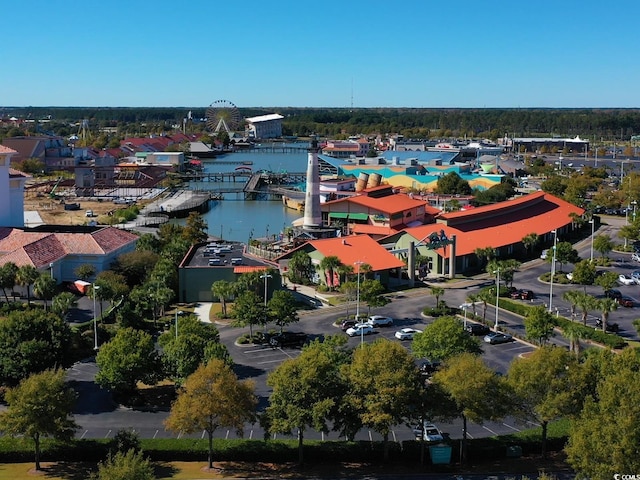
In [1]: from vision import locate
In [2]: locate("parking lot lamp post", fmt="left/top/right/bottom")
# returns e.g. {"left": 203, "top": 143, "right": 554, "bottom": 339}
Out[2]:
{"left": 460, "top": 303, "right": 471, "bottom": 330}
{"left": 493, "top": 269, "right": 500, "bottom": 331}
{"left": 589, "top": 219, "right": 595, "bottom": 262}
{"left": 354, "top": 261, "right": 364, "bottom": 347}
{"left": 260, "top": 273, "right": 272, "bottom": 333}
{"left": 548, "top": 230, "right": 558, "bottom": 313}
{"left": 93, "top": 285, "right": 100, "bottom": 351}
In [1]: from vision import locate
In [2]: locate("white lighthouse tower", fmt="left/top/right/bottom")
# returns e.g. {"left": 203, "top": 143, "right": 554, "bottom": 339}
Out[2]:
{"left": 0, "top": 146, "right": 29, "bottom": 228}
{"left": 302, "top": 140, "right": 322, "bottom": 231}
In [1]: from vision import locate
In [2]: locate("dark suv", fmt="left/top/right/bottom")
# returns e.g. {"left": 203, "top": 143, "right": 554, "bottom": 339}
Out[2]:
{"left": 269, "top": 332, "right": 308, "bottom": 348}
{"left": 341, "top": 320, "right": 357, "bottom": 331}
{"left": 605, "top": 289, "right": 623, "bottom": 300}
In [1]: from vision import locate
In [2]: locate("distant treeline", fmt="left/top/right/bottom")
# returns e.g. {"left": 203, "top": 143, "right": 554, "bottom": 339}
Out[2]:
{"left": 3, "top": 106, "right": 640, "bottom": 141}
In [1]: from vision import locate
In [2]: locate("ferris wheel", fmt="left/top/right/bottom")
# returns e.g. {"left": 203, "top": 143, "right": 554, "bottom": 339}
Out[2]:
{"left": 205, "top": 99, "right": 242, "bottom": 134}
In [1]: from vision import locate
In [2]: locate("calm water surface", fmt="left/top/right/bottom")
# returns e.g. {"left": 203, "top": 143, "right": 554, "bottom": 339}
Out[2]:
{"left": 185, "top": 145, "right": 310, "bottom": 243}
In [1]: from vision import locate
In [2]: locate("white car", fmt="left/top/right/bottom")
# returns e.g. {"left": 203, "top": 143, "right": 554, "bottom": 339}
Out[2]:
{"left": 632, "top": 253, "right": 640, "bottom": 263}
{"left": 540, "top": 249, "right": 549, "bottom": 260}
{"left": 345, "top": 323, "right": 374, "bottom": 337}
{"left": 566, "top": 272, "right": 574, "bottom": 282}
{"left": 366, "top": 315, "right": 394, "bottom": 327}
{"left": 394, "top": 328, "right": 422, "bottom": 340}
{"left": 618, "top": 274, "right": 637, "bottom": 286}
{"left": 412, "top": 422, "right": 444, "bottom": 442}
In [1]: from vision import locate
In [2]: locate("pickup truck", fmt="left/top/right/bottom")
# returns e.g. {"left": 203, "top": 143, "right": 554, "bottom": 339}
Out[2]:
{"left": 269, "top": 332, "right": 307, "bottom": 348}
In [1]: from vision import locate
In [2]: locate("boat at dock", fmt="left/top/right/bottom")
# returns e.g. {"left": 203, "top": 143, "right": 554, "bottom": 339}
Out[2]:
{"left": 282, "top": 195, "right": 305, "bottom": 212}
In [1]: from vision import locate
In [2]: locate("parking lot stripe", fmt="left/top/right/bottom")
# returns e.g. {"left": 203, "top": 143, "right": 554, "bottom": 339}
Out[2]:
{"left": 502, "top": 423, "right": 521, "bottom": 432}
{"left": 153, "top": 430, "right": 158, "bottom": 439}
{"left": 104, "top": 429, "right": 111, "bottom": 439}
{"left": 80, "top": 430, "right": 88, "bottom": 439}
{"left": 482, "top": 425, "right": 499, "bottom": 435}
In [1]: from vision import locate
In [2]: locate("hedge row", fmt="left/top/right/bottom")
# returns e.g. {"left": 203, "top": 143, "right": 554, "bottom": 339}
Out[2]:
{"left": 0, "top": 427, "right": 568, "bottom": 466}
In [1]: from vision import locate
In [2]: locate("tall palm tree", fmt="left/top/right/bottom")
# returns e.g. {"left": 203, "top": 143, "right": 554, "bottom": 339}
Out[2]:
{"left": 575, "top": 291, "right": 598, "bottom": 327}
{"left": 430, "top": 286, "right": 445, "bottom": 308}
{"left": 562, "top": 290, "right": 581, "bottom": 321}
{"left": 466, "top": 293, "right": 480, "bottom": 317}
{"left": 521, "top": 232, "right": 539, "bottom": 256}
{"left": 597, "top": 298, "right": 619, "bottom": 333}
{"left": 0, "top": 262, "right": 18, "bottom": 303}
{"left": 33, "top": 274, "right": 57, "bottom": 312}
{"left": 52, "top": 292, "right": 78, "bottom": 319}
{"left": 477, "top": 289, "right": 494, "bottom": 321}
{"left": 16, "top": 265, "right": 40, "bottom": 307}
{"left": 319, "top": 255, "right": 342, "bottom": 291}
{"left": 562, "top": 322, "right": 585, "bottom": 356}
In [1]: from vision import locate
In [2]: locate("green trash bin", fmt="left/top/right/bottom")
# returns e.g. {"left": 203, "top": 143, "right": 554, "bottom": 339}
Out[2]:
{"left": 506, "top": 445, "right": 522, "bottom": 458}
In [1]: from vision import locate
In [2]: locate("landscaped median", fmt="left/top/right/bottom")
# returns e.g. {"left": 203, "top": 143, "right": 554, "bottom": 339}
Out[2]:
{"left": 484, "top": 290, "right": 627, "bottom": 350}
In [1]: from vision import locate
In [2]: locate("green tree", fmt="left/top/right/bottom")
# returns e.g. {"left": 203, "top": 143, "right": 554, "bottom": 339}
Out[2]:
{"left": 474, "top": 246, "right": 496, "bottom": 268}
{"left": 16, "top": 264, "right": 40, "bottom": 307}
{"left": 359, "top": 278, "right": 388, "bottom": 313}
{"left": 211, "top": 280, "right": 235, "bottom": 318}
{"left": 412, "top": 316, "right": 482, "bottom": 361}
{"left": 287, "top": 250, "right": 314, "bottom": 285}
{"left": 553, "top": 241, "right": 580, "bottom": 272}
{"left": 112, "top": 250, "right": 158, "bottom": 287}
{"left": 566, "top": 349, "right": 640, "bottom": 477}
{"left": 0, "top": 261, "right": 18, "bottom": 303}
{"left": 593, "top": 233, "right": 614, "bottom": 259}
{"left": 575, "top": 291, "right": 598, "bottom": 327}
{"left": 508, "top": 347, "right": 580, "bottom": 458}
{"left": 268, "top": 289, "right": 299, "bottom": 333}
{"left": 33, "top": 273, "right": 57, "bottom": 312}
{"left": 435, "top": 172, "right": 472, "bottom": 195}
{"left": 562, "top": 290, "right": 581, "bottom": 321}
{"left": 158, "top": 314, "right": 225, "bottom": 384}
{"left": 477, "top": 288, "right": 494, "bottom": 321}
{"left": 232, "top": 290, "right": 266, "bottom": 338}
{"left": 267, "top": 338, "right": 349, "bottom": 464}
{"left": 74, "top": 263, "right": 96, "bottom": 281}
{"left": 570, "top": 259, "right": 596, "bottom": 291}
{"left": 95, "top": 270, "right": 130, "bottom": 307}
{"left": 432, "top": 353, "right": 510, "bottom": 464}
{"left": 93, "top": 449, "right": 154, "bottom": 480}
{"left": 182, "top": 211, "right": 209, "bottom": 245}
{"left": 562, "top": 322, "right": 585, "bottom": 356}
{"left": 95, "top": 327, "right": 160, "bottom": 396}
{"left": 0, "top": 369, "right": 77, "bottom": 471}
{"left": 0, "top": 310, "right": 74, "bottom": 386}
{"left": 52, "top": 291, "right": 78, "bottom": 319}
{"left": 523, "top": 306, "right": 557, "bottom": 345}
{"left": 595, "top": 270, "right": 620, "bottom": 293}
{"left": 344, "top": 340, "right": 422, "bottom": 461}
{"left": 164, "top": 359, "right": 256, "bottom": 469}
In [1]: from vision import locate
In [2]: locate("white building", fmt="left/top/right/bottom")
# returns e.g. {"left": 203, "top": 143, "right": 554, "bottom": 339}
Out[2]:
{"left": 246, "top": 114, "right": 284, "bottom": 139}
{"left": 0, "top": 146, "right": 30, "bottom": 227}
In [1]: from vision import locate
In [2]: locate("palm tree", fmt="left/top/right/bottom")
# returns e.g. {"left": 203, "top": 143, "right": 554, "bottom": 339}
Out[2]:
{"left": 562, "top": 322, "right": 585, "bottom": 356}
{"left": 211, "top": 280, "right": 235, "bottom": 318}
{"left": 52, "top": 292, "right": 78, "bottom": 319}
{"left": 33, "top": 274, "right": 57, "bottom": 312}
{"left": 319, "top": 255, "right": 342, "bottom": 291}
{"left": 0, "top": 262, "right": 18, "bottom": 303}
{"left": 16, "top": 265, "right": 40, "bottom": 307}
{"left": 575, "top": 291, "right": 598, "bottom": 327}
{"left": 474, "top": 246, "right": 496, "bottom": 268}
{"left": 477, "top": 289, "right": 494, "bottom": 321}
{"left": 466, "top": 293, "right": 480, "bottom": 317}
{"left": 562, "top": 290, "right": 581, "bottom": 321}
{"left": 597, "top": 298, "right": 619, "bottom": 333}
{"left": 430, "top": 286, "right": 445, "bottom": 308}
{"left": 521, "top": 232, "right": 539, "bottom": 256}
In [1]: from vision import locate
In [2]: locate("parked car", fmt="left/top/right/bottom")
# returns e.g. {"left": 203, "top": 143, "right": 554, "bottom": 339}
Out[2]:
{"left": 346, "top": 323, "right": 374, "bottom": 337}
{"left": 566, "top": 272, "right": 574, "bottom": 282}
{"left": 632, "top": 253, "right": 640, "bottom": 262}
{"left": 366, "top": 315, "right": 394, "bottom": 327}
{"left": 412, "top": 422, "right": 444, "bottom": 442}
{"left": 618, "top": 274, "right": 637, "bottom": 286}
{"left": 465, "top": 323, "right": 490, "bottom": 336}
{"left": 85, "top": 210, "right": 94, "bottom": 217}
{"left": 269, "top": 332, "right": 308, "bottom": 348}
{"left": 341, "top": 320, "right": 357, "bottom": 331}
{"left": 540, "top": 249, "right": 549, "bottom": 260}
{"left": 618, "top": 296, "right": 635, "bottom": 308}
{"left": 632, "top": 271, "right": 640, "bottom": 282}
{"left": 605, "top": 289, "right": 623, "bottom": 300}
{"left": 483, "top": 332, "right": 514, "bottom": 344}
{"left": 394, "top": 328, "right": 422, "bottom": 340}
{"left": 595, "top": 318, "right": 620, "bottom": 332}
{"left": 509, "top": 289, "right": 535, "bottom": 300}
{"left": 419, "top": 359, "right": 442, "bottom": 375}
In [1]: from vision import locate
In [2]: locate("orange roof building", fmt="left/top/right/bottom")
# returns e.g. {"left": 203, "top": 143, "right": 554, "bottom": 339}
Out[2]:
{"left": 276, "top": 234, "right": 405, "bottom": 288}
{"left": 321, "top": 185, "right": 440, "bottom": 239}
{"left": 383, "top": 191, "right": 585, "bottom": 277}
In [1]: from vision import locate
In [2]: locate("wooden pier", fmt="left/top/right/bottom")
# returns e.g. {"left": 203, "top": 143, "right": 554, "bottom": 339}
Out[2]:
{"left": 188, "top": 171, "right": 307, "bottom": 200}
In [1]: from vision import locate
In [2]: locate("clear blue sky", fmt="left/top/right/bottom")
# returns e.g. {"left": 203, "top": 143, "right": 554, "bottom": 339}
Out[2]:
{"left": 4, "top": 0, "right": 640, "bottom": 108}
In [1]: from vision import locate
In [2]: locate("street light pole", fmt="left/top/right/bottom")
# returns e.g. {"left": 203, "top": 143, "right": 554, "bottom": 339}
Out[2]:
{"left": 589, "top": 219, "right": 595, "bottom": 262}
{"left": 494, "top": 269, "right": 500, "bottom": 331}
{"left": 354, "top": 261, "right": 364, "bottom": 347}
{"left": 93, "top": 285, "right": 100, "bottom": 351}
{"left": 548, "top": 230, "right": 558, "bottom": 313}
{"left": 175, "top": 310, "right": 183, "bottom": 340}
{"left": 260, "top": 273, "right": 272, "bottom": 332}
